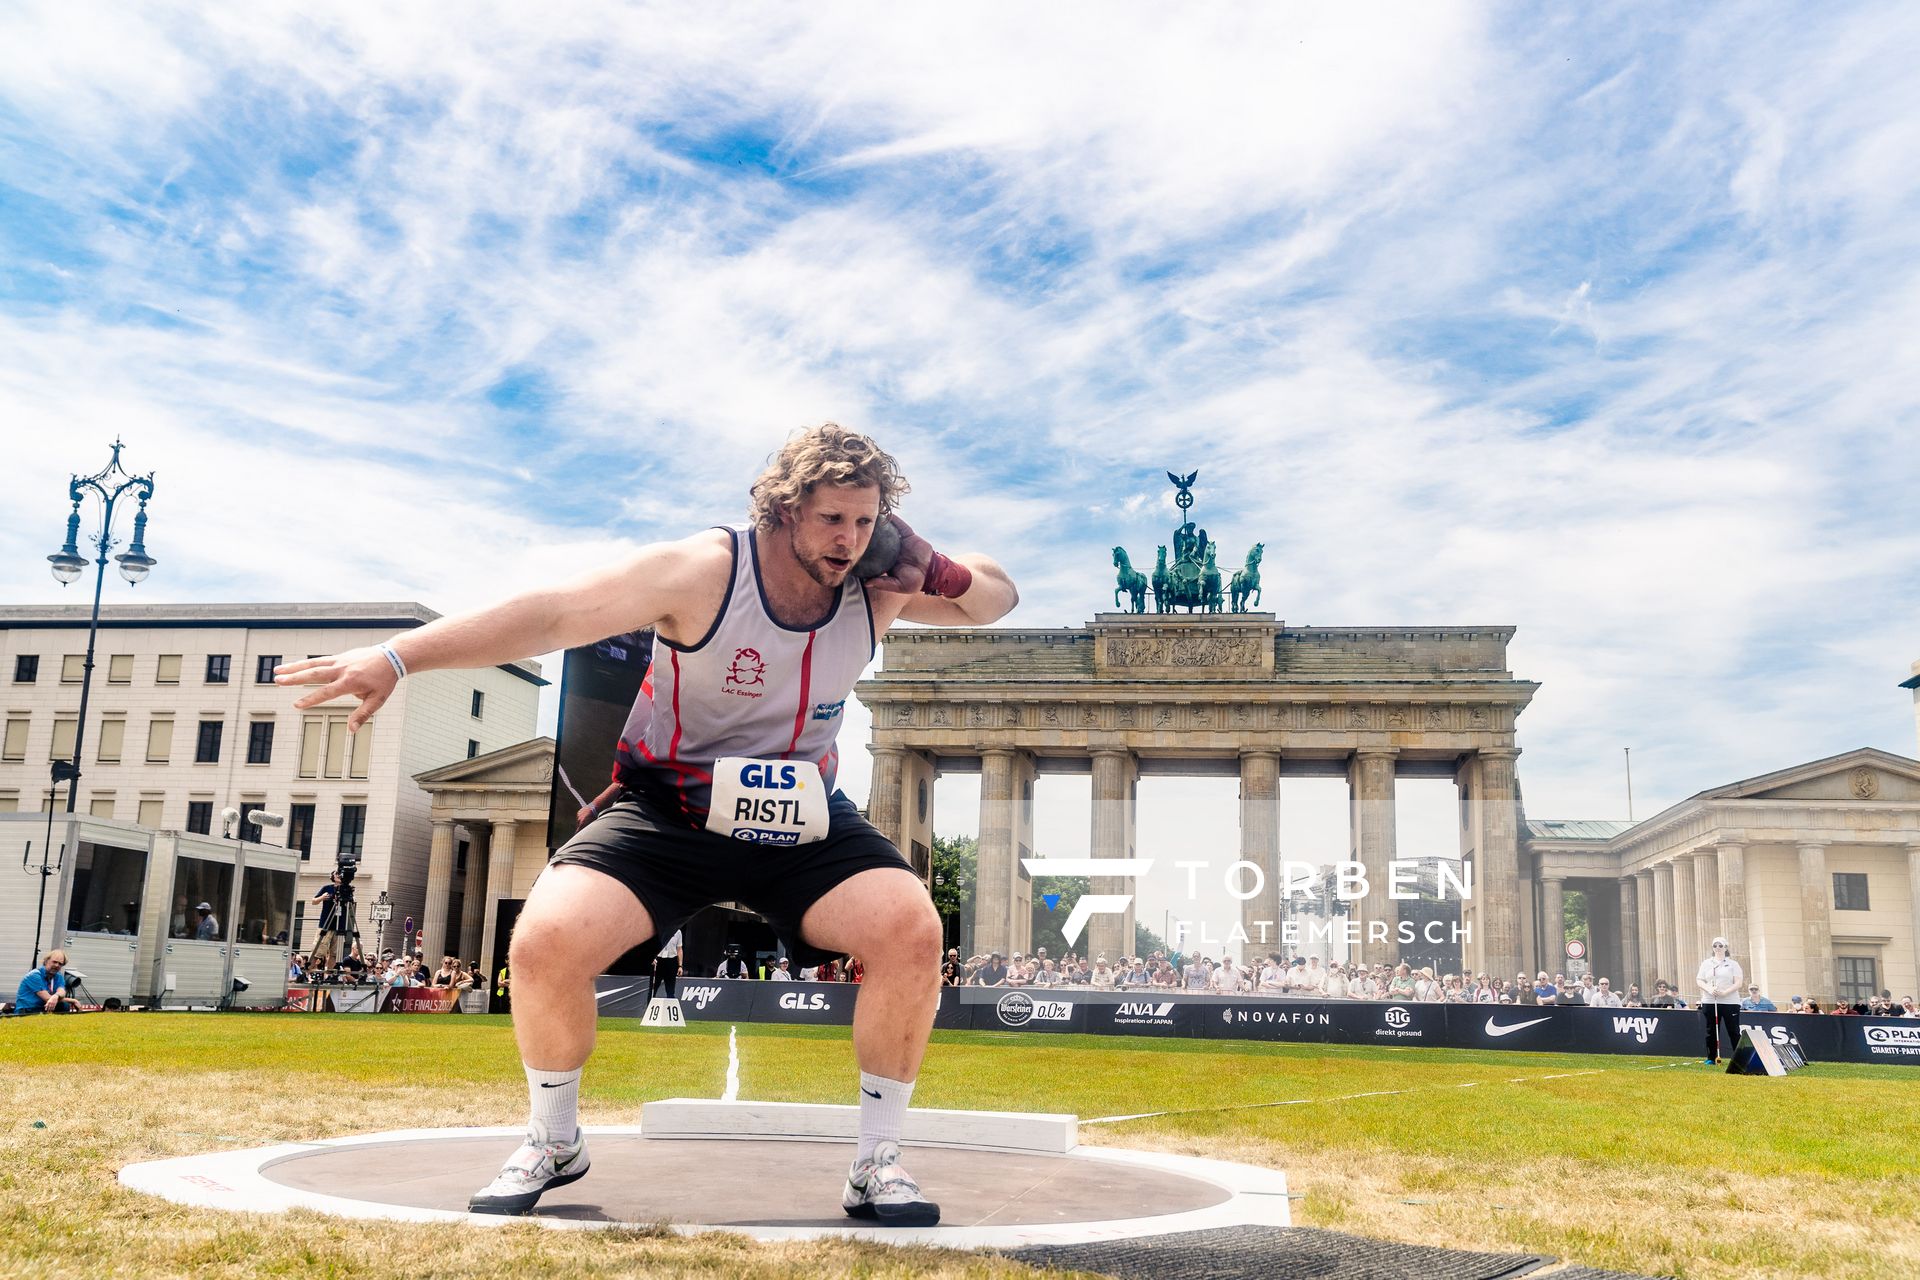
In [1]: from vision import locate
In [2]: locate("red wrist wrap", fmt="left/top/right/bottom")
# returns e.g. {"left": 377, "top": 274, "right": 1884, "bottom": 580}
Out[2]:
{"left": 921, "top": 551, "right": 973, "bottom": 598}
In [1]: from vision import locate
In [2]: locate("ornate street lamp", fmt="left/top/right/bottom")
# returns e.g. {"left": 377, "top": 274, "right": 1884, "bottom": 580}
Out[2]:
{"left": 45, "top": 438, "right": 157, "bottom": 814}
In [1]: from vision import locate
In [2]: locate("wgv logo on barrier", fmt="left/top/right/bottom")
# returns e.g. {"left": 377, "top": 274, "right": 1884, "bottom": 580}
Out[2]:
{"left": 996, "top": 991, "right": 1072, "bottom": 1027}
{"left": 777, "top": 990, "right": 830, "bottom": 1011}
{"left": 678, "top": 984, "right": 724, "bottom": 1011}
{"left": 1613, "top": 1015, "right": 1660, "bottom": 1044}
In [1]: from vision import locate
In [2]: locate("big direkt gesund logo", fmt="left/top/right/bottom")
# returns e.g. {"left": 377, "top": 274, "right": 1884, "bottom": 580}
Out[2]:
{"left": 995, "top": 991, "right": 1074, "bottom": 1028}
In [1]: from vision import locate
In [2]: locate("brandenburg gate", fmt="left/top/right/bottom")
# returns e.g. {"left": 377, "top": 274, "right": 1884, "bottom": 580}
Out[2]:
{"left": 857, "top": 614, "right": 1539, "bottom": 977}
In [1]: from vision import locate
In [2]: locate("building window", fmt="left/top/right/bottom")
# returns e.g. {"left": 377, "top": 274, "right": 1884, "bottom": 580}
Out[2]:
{"left": 247, "top": 720, "right": 274, "bottom": 765}
{"left": 13, "top": 654, "right": 37, "bottom": 683}
{"left": 185, "top": 800, "right": 213, "bottom": 835}
{"left": 206, "top": 654, "right": 230, "bottom": 684}
{"left": 256, "top": 655, "right": 280, "bottom": 684}
{"left": 1833, "top": 872, "right": 1870, "bottom": 911}
{"left": 471, "top": 689, "right": 485, "bottom": 718}
{"left": 62, "top": 655, "right": 85, "bottom": 683}
{"left": 1836, "top": 956, "right": 1878, "bottom": 1003}
{"left": 456, "top": 837, "right": 469, "bottom": 874}
{"left": 2, "top": 718, "right": 27, "bottom": 763}
{"left": 300, "top": 716, "right": 372, "bottom": 780}
{"left": 146, "top": 717, "right": 174, "bottom": 763}
{"left": 89, "top": 795, "right": 115, "bottom": 819}
{"left": 195, "top": 720, "right": 224, "bottom": 764}
{"left": 338, "top": 804, "right": 367, "bottom": 857}
{"left": 51, "top": 718, "right": 77, "bottom": 761}
{"left": 107, "top": 654, "right": 134, "bottom": 683}
{"left": 288, "top": 803, "right": 316, "bottom": 861}
{"left": 137, "top": 797, "right": 164, "bottom": 828}
{"left": 237, "top": 801, "right": 265, "bottom": 844}
{"left": 292, "top": 900, "right": 306, "bottom": 951}
{"left": 155, "top": 654, "right": 181, "bottom": 684}
{"left": 97, "top": 717, "right": 125, "bottom": 763}
{"left": 467, "top": 739, "right": 480, "bottom": 759}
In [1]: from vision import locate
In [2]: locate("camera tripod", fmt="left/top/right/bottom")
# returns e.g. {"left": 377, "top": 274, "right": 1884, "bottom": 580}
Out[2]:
{"left": 306, "top": 881, "right": 360, "bottom": 969}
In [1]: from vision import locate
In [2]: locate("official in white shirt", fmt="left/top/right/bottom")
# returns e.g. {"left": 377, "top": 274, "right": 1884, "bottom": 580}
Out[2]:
{"left": 1695, "top": 936, "right": 1744, "bottom": 1064}
{"left": 650, "top": 928, "right": 683, "bottom": 1001}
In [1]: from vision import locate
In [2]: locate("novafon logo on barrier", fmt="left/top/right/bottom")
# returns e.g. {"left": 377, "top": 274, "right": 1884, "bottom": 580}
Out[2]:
{"left": 678, "top": 984, "right": 724, "bottom": 1011}
{"left": 995, "top": 991, "right": 1072, "bottom": 1027}
{"left": 777, "top": 990, "right": 830, "bottom": 1011}
{"left": 1221, "top": 1007, "right": 1331, "bottom": 1026}
{"left": 1613, "top": 1015, "right": 1660, "bottom": 1044}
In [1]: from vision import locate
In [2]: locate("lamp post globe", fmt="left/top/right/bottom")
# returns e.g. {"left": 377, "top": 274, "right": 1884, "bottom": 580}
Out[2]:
{"left": 48, "top": 553, "right": 86, "bottom": 585}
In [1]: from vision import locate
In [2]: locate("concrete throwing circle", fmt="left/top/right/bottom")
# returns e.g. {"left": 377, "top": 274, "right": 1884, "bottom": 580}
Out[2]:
{"left": 119, "top": 1125, "right": 1290, "bottom": 1248}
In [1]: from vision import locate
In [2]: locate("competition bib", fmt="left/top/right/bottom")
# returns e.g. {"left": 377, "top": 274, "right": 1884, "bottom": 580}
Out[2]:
{"left": 706, "top": 757, "right": 830, "bottom": 846}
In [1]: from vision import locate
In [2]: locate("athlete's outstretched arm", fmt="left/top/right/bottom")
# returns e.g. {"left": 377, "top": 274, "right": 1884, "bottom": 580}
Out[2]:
{"left": 887, "top": 554, "right": 1018, "bottom": 627}
{"left": 274, "top": 532, "right": 724, "bottom": 730}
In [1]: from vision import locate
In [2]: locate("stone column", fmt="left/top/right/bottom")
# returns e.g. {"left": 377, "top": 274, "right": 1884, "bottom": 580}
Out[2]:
{"left": 1910, "top": 845, "right": 1920, "bottom": 1001}
{"left": 1349, "top": 748, "right": 1400, "bottom": 968}
{"left": 479, "top": 819, "right": 518, "bottom": 1004}
{"left": 1671, "top": 854, "right": 1699, "bottom": 985}
{"left": 1475, "top": 748, "right": 1521, "bottom": 982}
{"left": 1619, "top": 876, "right": 1641, "bottom": 992}
{"left": 1692, "top": 851, "right": 1720, "bottom": 957}
{"left": 1651, "top": 861, "right": 1675, "bottom": 990}
{"left": 1798, "top": 842, "right": 1834, "bottom": 1003}
{"left": 1088, "top": 749, "right": 1136, "bottom": 964}
{"left": 974, "top": 750, "right": 1017, "bottom": 959}
{"left": 867, "top": 747, "right": 907, "bottom": 849}
{"left": 420, "top": 819, "right": 457, "bottom": 962}
{"left": 1540, "top": 876, "right": 1566, "bottom": 976}
{"left": 457, "top": 826, "right": 486, "bottom": 965}
{"left": 1715, "top": 839, "right": 1749, "bottom": 962}
{"left": 1634, "top": 872, "right": 1656, "bottom": 995}
{"left": 1239, "top": 750, "right": 1281, "bottom": 962}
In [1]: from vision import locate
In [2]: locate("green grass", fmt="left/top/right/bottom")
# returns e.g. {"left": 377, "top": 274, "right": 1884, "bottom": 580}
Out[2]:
{"left": 4, "top": 1013, "right": 1917, "bottom": 1279}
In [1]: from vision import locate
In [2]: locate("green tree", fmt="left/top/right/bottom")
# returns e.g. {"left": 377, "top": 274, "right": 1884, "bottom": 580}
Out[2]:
{"left": 1134, "top": 920, "right": 1168, "bottom": 958}
{"left": 1029, "top": 875, "right": 1091, "bottom": 958}
{"left": 931, "top": 833, "right": 976, "bottom": 924}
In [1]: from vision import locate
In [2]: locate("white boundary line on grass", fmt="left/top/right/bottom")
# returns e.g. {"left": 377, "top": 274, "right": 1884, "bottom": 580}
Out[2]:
{"left": 117, "top": 1123, "right": 1291, "bottom": 1249}
{"left": 1083, "top": 1060, "right": 1694, "bottom": 1125}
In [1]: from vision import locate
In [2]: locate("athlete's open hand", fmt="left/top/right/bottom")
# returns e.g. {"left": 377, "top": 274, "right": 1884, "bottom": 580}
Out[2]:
{"left": 273, "top": 647, "right": 398, "bottom": 732}
{"left": 862, "top": 516, "right": 931, "bottom": 595}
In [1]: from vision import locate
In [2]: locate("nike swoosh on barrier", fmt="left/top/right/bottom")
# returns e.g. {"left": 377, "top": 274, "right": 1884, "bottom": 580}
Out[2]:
{"left": 1485, "top": 1016, "right": 1552, "bottom": 1037}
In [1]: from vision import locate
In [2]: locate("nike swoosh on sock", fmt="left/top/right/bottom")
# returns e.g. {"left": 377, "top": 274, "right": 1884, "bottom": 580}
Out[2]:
{"left": 861, "top": 1088, "right": 882, "bottom": 1099}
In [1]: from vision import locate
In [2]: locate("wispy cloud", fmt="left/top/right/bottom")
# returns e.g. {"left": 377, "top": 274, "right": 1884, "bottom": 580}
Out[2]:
{"left": 1, "top": 1, "right": 1916, "bottom": 853}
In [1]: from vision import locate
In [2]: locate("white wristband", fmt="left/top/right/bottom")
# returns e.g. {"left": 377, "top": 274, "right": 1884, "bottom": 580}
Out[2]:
{"left": 378, "top": 643, "right": 408, "bottom": 681}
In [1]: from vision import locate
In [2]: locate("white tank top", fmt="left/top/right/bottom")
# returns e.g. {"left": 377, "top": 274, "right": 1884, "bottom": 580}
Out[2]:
{"left": 613, "top": 526, "right": 874, "bottom": 825}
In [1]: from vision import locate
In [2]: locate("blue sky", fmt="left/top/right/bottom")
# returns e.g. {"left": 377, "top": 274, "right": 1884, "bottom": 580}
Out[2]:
{"left": 2, "top": 5, "right": 1917, "bottom": 925}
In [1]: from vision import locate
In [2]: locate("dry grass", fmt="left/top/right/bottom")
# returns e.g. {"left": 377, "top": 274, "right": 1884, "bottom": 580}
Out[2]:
{"left": 3, "top": 1014, "right": 1916, "bottom": 1279}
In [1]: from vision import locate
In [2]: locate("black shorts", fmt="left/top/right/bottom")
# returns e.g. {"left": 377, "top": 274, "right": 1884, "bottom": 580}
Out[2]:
{"left": 545, "top": 788, "right": 915, "bottom": 968}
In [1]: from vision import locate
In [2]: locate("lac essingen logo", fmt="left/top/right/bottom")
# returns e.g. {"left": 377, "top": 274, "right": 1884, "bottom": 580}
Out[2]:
{"left": 723, "top": 647, "right": 766, "bottom": 697}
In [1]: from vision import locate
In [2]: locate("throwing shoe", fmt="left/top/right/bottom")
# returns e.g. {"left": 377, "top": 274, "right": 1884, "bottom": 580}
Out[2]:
{"left": 843, "top": 1140, "right": 941, "bottom": 1226}
{"left": 468, "top": 1131, "right": 590, "bottom": 1215}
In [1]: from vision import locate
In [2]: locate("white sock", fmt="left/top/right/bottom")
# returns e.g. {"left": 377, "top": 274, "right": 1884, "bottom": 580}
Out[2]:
{"left": 525, "top": 1066, "right": 581, "bottom": 1146}
{"left": 856, "top": 1071, "right": 914, "bottom": 1163}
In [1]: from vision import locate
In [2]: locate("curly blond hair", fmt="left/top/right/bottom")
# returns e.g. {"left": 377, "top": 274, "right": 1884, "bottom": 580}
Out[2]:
{"left": 748, "top": 423, "right": 909, "bottom": 532}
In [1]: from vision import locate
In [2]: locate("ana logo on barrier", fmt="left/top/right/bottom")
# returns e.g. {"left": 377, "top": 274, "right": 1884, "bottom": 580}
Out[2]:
{"left": 777, "top": 990, "right": 830, "bottom": 1011}
{"left": 1117, "top": 1002, "right": 1175, "bottom": 1018}
{"left": 1613, "top": 1015, "right": 1659, "bottom": 1044}
{"left": 995, "top": 991, "right": 1072, "bottom": 1027}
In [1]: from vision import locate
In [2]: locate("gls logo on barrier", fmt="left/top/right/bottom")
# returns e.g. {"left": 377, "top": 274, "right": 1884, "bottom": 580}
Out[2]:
{"left": 678, "top": 985, "right": 724, "bottom": 1011}
{"left": 995, "top": 991, "right": 1073, "bottom": 1027}
{"left": 777, "top": 990, "right": 831, "bottom": 1011}
{"left": 1613, "top": 1015, "right": 1660, "bottom": 1044}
